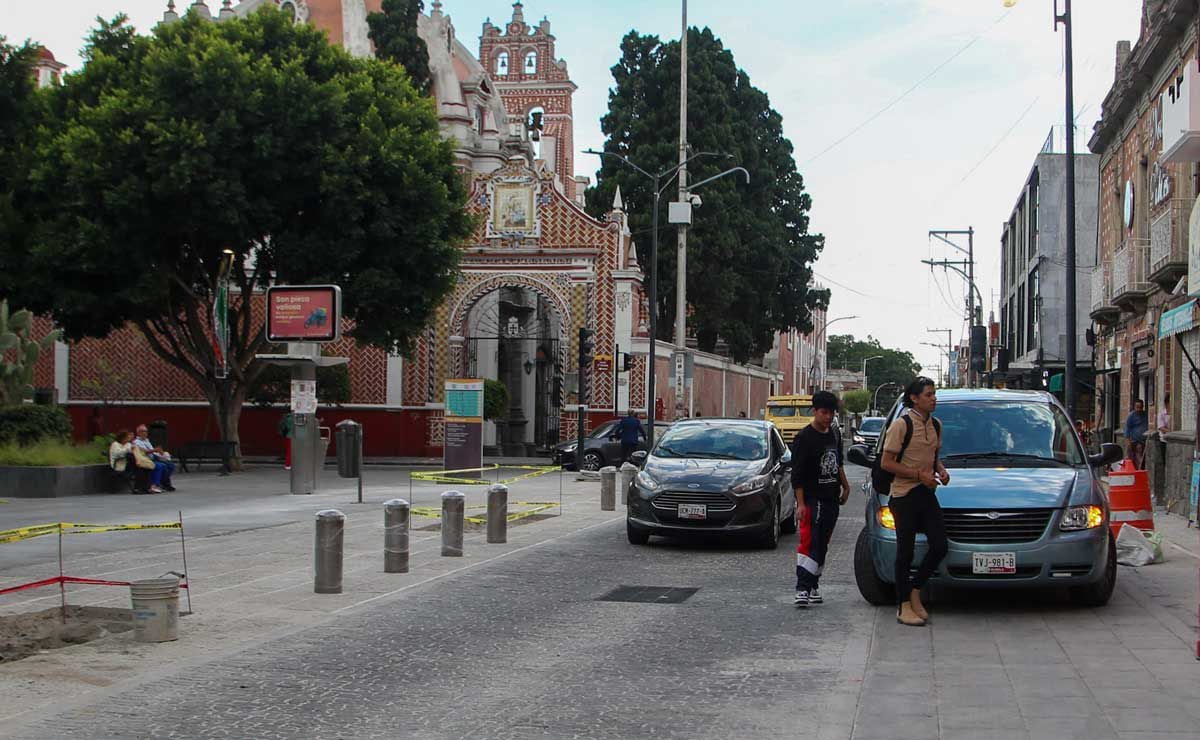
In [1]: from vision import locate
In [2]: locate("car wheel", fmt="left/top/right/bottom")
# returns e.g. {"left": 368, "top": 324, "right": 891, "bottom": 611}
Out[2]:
{"left": 581, "top": 451, "right": 604, "bottom": 472}
{"left": 758, "top": 499, "right": 781, "bottom": 549}
{"left": 854, "top": 526, "right": 893, "bottom": 606}
{"left": 780, "top": 498, "right": 798, "bottom": 534}
{"left": 626, "top": 519, "right": 650, "bottom": 545}
{"left": 1070, "top": 531, "right": 1117, "bottom": 607}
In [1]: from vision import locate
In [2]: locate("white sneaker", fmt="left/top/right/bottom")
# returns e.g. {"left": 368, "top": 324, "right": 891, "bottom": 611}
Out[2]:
{"left": 809, "top": 587, "right": 823, "bottom": 604}
{"left": 793, "top": 590, "right": 810, "bottom": 608}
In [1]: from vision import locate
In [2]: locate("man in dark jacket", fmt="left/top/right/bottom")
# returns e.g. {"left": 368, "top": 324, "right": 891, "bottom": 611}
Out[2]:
{"left": 790, "top": 391, "right": 850, "bottom": 607}
{"left": 1124, "top": 399, "right": 1148, "bottom": 469}
{"left": 611, "top": 410, "right": 646, "bottom": 463}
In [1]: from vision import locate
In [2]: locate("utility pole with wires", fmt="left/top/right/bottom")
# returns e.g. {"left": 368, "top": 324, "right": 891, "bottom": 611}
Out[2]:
{"left": 925, "top": 328, "right": 954, "bottom": 385}
{"left": 924, "top": 227, "right": 981, "bottom": 387}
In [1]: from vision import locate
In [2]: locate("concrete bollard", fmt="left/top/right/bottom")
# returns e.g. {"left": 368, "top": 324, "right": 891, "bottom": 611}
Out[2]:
{"left": 383, "top": 498, "right": 410, "bottom": 573}
{"left": 441, "top": 490, "right": 465, "bottom": 557}
{"left": 619, "top": 462, "right": 638, "bottom": 505}
{"left": 314, "top": 509, "right": 345, "bottom": 594}
{"left": 487, "top": 483, "right": 508, "bottom": 544}
{"left": 599, "top": 466, "right": 617, "bottom": 511}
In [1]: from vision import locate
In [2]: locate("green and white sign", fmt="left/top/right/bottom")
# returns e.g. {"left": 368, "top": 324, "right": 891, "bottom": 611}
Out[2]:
{"left": 1159, "top": 299, "right": 1197, "bottom": 339}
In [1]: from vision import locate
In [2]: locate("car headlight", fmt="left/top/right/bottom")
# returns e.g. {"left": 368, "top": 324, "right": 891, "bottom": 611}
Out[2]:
{"left": 1060, "top": 505, "right": 1104, "bottom": 530}
{"left": 877, "top": 505, "right": 896, "bottom": 530}
{"left": 561, "top": 442, "right": 577, "bottom": 453}
{"left": 853, "top": 435, "right": 865, "bottom": 444}
{"left": 731, "top": 474, "right": 771, "bottom": 495}
{"left": 635, "top": 470, "right": 660, "bottom": 491}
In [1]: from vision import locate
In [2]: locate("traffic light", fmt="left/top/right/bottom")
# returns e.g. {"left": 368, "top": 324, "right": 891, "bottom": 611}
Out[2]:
{"left": 622, "top": 352, "right": 634, "bottom": 372}
{"left": 578, "top": 327, "right": 595, "bottom": 362}
{"left": 970, "top": 325, "right": 987, "bottom": 373}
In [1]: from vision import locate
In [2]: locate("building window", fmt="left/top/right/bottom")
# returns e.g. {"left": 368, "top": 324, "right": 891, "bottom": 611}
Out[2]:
{"left": 495, "top": 52, "right": 509, "bottom": 76}
{"left": 1028, "top": 267, "right": 1039, "bottom": 351}
{"left": 524, "top": 50, "right": 537, "bottom": 74}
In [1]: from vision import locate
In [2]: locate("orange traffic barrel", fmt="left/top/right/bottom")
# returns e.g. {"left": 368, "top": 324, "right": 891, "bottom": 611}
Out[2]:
{"left": 1107, "top": 459, "right": 1154, "bottom": 537}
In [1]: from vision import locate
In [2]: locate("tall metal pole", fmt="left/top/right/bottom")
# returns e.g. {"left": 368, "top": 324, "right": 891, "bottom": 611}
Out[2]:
{"left": 648, "top": 185, "right": 660, "bottom": 445}
{"left": 1057, "top": 0, "right": 1078, "bottom": 421}
{"left": 674, "top": 0, "right": 689, "bottom": 353}
{"left": 968, "top": 226, "right": 976, "bottom": 388}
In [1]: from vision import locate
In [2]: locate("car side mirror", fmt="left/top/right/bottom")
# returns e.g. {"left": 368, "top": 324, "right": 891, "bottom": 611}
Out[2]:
{"left": 780, "top": 449, "right": 793, "bottom": 467}
{"left": 630, "top": 450, "right": 648, "bottom": 467}
{"left": 1088, "top": 442, "right": 1122, "bottom": 468}
{"left": 846, "top": 444, "right": 873, "bottom": 468}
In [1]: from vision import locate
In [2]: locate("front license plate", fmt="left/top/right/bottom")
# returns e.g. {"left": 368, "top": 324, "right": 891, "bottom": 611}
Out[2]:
{"left": 972, "top": 551, "right": 1016, "bottom": 574}
{"left": 678, "top": 504, "right": 707, "bottom": 520}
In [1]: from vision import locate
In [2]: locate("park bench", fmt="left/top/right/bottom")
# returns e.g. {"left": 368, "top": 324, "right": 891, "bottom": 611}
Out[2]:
{"left": 177, "top": 440, "right": 236, "bottom": 473}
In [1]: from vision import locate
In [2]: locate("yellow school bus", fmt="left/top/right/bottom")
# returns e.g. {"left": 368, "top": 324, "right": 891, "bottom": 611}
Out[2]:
{"left": 764, "top": 394, "right": 815, "bottom": 443}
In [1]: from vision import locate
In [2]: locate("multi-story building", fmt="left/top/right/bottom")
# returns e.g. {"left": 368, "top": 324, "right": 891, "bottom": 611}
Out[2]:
{"left": 764, "top": 298, "right": 827, "bottom": 396}
{"left": 996, "top": 132, "right": 1099, "bottom": 409}
{"left": 1088, "top": 0, "right": 1199, "bottom": 513}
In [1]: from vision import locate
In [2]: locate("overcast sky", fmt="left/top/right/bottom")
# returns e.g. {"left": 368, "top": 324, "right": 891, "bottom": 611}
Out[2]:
{"left": 1, "top": 0, "right": 1146, "bottom": 376}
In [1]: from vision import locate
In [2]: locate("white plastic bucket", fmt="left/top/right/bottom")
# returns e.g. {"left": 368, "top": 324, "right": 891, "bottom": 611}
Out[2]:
{"left": 129, "top": 576, "right": 180, "bottom": 643}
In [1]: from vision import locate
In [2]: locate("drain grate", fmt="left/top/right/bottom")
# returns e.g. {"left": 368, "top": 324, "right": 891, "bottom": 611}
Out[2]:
{"left": 596, "top": 585, "right": 699, "bottom": 604}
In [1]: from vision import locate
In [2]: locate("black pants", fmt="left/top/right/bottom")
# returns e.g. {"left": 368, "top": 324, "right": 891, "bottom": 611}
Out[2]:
{"left": 796, "top": 496, "right": 840, "bottom": 590}
{"left": 620, "top": 442, "right": 637, "bottom": 463}
{"left": 892, "top": 485, "right": 949, "bottom": 604}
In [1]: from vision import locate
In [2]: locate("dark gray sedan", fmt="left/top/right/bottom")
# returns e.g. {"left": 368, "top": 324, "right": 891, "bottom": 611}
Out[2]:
{"left": 625, "top": 419, "right": 797, "bottom": 548}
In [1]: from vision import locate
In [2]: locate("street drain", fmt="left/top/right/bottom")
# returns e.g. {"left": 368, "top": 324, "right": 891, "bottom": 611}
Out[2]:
{"left": 596, "top": 585, "right": 699, "bottom": 604}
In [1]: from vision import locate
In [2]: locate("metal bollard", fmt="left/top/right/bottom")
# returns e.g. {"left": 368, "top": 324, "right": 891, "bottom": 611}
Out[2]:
{"left": 314, "top": 509, "right": 345, "bottom": 594}
{"left": 599, "top": 466, "right": 617, "bottom": 511}
{"left": 383, "top": 499, "right": 410, "bottom": 573}
{"left": 619, "top": 462, "right": 638, "bottom": 505}
{"left": 441, "top": 490, "right": 465, "bottom": 557}
{"left": 487, "top": 483, "right": 508, "bottom": 544}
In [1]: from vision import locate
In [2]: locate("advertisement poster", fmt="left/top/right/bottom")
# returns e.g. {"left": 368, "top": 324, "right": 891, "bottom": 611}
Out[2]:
{"left": 444, "top": 379, "right": 484, "bottom": 477}
{"left": 267, "top": 285, "right": 341, "bottom": 342}
{"left": 290, "top": 380, "right": 317, "bottom": 414}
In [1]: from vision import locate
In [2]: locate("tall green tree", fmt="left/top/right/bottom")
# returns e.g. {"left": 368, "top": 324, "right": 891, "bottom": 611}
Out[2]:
{"left": 0, "top": 37, "right": 43, "bottom": 295}
{"left": 367, "top": 0, "right": 431, "bottom": 94}
{"left": 586, "top": 28, "right": 827, "bottom": 362}
{"left": 7, "top": 8, "right": 471, "bottom": 462}
{"left": 827, "top": 334, "right": 922, "bottom": 410}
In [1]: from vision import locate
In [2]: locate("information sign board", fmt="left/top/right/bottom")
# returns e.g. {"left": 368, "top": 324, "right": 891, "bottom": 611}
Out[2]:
{"left": 444, "top": 379, "right": 484, "bottom": 476}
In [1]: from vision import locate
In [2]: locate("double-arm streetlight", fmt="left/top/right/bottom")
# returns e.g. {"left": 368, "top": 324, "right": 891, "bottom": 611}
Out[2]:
{"left": 873, "top": 381, "right": 899, "bottom": 415}
{"left": 583, "top": 148, "right": 734, "bottom": 446}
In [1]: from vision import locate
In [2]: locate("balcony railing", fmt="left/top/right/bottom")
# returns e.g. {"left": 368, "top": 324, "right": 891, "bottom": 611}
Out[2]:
{"left": 1149, "top": 198, "right": 1190, "bottom": 288}
{"left": 1111, "top": 238, "right": 1152, "bottom": 308}
{"left": 1090, "top": 265, "right": 1110, "bottom": 311}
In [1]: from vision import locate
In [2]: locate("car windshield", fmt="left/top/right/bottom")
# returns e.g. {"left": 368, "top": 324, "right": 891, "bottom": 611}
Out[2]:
{"left": 589, "top": 421, "right": 617, "bottom": 439}
{"left": 768, "top": 405, "right": 814, "bottom": 418}
{"left": 653, "top": 423, "right": 768, "bottom": 460}
{"left": 934, "top": 401, "right": 1084, "bottom": 466}
{"left": 859, "top": 418, "right": 883, "bottom": 433}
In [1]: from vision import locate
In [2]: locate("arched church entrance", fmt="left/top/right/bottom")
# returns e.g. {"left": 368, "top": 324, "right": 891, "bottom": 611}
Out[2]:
{"left": 458, "top": 284, "right": 566, "bottom": 456}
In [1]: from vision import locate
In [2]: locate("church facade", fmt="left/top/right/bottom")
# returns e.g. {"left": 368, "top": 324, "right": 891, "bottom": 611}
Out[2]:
{"left": 35, "top": 0, "right": 781, "bottom": 459}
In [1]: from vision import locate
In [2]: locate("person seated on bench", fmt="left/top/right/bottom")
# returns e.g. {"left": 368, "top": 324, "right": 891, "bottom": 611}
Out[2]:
{"left": 108, "top": 430, "right": 132, "bottom": 473}
{"left": 134, "top": 424, "right": 175, "bottom": 492}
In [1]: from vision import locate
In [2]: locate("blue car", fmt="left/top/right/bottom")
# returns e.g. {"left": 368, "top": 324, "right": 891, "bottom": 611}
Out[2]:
{"left": 846, "top": 389, "right": 1123, "bottom": 607}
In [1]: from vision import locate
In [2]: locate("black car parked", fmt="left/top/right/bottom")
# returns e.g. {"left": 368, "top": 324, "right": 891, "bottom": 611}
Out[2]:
{"left": 552, "top": 420, "right": 670, "bottom": 471}
{"left": 625, "top": 419, "right": 797, "bottom": 548}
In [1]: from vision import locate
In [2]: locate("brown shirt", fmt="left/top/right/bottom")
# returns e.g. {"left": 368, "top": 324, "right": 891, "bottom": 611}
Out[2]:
{"left": 882, "top": 408, "right": 941, "bottom": 497}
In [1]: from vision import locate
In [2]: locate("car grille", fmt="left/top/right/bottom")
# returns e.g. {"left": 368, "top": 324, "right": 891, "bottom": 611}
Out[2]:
{"left": 946, "top": 565, "right": 1041, "bottom": 579}
{"left": 651, "top": 490, "right": 736, "bottom": 512}
{"left": 942, "top": 509, "right": 1054, "bottom": 544}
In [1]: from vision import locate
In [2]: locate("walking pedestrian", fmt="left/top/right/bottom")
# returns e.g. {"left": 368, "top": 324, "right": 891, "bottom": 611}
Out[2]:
{"left": 791, "top": 390, "right": 850, "bottom": 608}
{"left": 609, "top": 410, "right": 646, "bottom": 464}
{"left": 881, "top": 376, "right": 949, "bottom": 627}
{"left": 1124, "top": 399, "right": 1148, "bottom": 470}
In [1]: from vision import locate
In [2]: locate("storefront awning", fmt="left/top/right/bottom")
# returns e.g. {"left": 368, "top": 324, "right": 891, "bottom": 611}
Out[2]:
{"left": 1159, "top": 299, "right": 1197, "bottom": 339}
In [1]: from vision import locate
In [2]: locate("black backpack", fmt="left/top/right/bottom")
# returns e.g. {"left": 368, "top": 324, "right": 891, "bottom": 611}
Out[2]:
{"left": 870, "top": 414, "right": 941, "bottom": 495}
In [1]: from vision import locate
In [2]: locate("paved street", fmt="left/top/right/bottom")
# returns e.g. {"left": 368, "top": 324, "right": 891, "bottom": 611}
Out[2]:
{"left": 0, "top": 465, "right": 1197, "bottom": 739}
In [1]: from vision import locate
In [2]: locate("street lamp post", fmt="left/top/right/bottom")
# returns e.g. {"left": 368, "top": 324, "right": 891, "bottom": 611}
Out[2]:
{"left": 584, "top": 148, "right": 732, "bottom": 446}
{"left": 873, "top": 382, "right": 898, "bottom": 416}
{"left": 810, "top": 314, "right": 858, "bottom": 391}
{"left": 861, "top": 355, "right": 883, "bottom": 396}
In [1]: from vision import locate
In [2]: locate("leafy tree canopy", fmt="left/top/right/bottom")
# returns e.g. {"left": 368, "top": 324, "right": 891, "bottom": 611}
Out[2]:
{"left": 585, "top": 27, "right": 828, "bottom": 362}
{"left": 5, "top": 8, "right": 472, "bottom": 456}
{"left": 367, "top": 0, "right": 431, "bottom": 94}
{"left": 827, "top": 334, "right": 922, "bottom": 412}
{"left": 0, "top": 37, "right": 43, "bottom": 290}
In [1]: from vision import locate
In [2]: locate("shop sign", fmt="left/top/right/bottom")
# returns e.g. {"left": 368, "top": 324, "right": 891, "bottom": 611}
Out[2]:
{"left": 1158, "top": 299, "right": 1197, "bottom": 339}
{"left": 1189, "top": 195, "right": 1200, "bottom": 297}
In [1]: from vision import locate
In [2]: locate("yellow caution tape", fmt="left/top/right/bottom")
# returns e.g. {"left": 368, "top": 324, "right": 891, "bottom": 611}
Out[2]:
{"left": 410, "top": 465, "right": 561, "bottom": 486}
{"left": 0, "top": 521, "right": 181, "bottom": 545}
{"left": 409, "top": 501, "right": 560, "bottom": 524}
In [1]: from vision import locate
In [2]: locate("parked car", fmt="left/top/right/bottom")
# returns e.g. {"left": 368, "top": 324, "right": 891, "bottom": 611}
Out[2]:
{"left": 625, "top": 419, "right": 797, "bottom": 548}
{"left": 852, "top": 416, "right": 885, "bottom": 448}
{"left": 552, "top": 420, "right": 670, "bottom": 471}
{"left": 846, "top": 389, "right": 1122, "bottom": 607}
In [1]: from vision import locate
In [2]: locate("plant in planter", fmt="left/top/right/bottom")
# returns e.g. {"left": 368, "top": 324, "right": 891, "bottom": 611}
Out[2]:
{"left": 0, "top": 300, "right": 61, "bottom": 406}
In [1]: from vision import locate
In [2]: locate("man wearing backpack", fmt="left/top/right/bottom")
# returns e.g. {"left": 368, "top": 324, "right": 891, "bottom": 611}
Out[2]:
{"left": 791, "top": 391, "right": 850, "bottom": 608}
{"left": 878, "top": 377, "right": 949, "bottom": 626}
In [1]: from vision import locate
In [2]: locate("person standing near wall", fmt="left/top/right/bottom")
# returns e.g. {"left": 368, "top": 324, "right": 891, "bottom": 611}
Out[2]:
{"left": 1156, "top": 394, "right": 1170, "bottom": 466}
